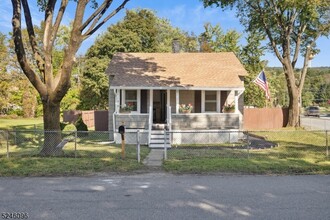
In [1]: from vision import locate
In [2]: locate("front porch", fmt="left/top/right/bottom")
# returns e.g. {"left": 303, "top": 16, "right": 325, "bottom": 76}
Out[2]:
{"left": 109, "top": 88, "right": 243, "bottom": 146}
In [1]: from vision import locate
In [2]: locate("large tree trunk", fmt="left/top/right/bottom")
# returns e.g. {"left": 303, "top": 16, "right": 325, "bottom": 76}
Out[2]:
{"left": 287, "top": 87, "right": 300, "bottom": 127}
{"left": 40, "top": 100, "right": 63, "bottom": 156}
{"left": 283, "top": 62, "right": 300, "bottom": 127}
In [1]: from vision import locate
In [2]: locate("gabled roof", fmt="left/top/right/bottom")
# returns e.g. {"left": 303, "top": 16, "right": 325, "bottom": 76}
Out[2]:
{"left": 107, "top": 52, "right": 247, "bottom": 89}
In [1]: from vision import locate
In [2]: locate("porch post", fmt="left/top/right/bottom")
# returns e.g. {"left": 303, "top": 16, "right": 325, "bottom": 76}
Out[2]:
{"left": 121, "top": 89, "right": 125, "bottom": 107}
{"left": 115, "top": 89, "right": 120, "bottom": 113}
{"left": 201, "top": 90, "right": 205, "bottom": 113}
{"left": 137, "top": 89, "right": 141, "bottom": 113}
{"left": 234, "top": 90, "right": 239, "bottom": 113}
{"left": 217, "top": 90, "right": 220, "bottom": 113}
{"left": 149, "top": 89, "right": 153, "bottom": 112}
{"left": 167, "top": 89, "right": 170, "bottom": 107}
{"left": 148, "top": 89, "right": 154, "bottom": 145}
{"left": 176, "top": 89, "right": 179, "bottom": 113}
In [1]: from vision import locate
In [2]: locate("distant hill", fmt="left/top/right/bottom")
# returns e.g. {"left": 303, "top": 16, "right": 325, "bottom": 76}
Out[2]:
{"left": 267, "top": 67, "right": 330, "bottom": 71}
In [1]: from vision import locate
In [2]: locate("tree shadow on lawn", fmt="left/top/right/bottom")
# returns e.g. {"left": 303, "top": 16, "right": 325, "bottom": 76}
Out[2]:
{"left": 0, "top": 156, "right": 146, "bottom": 176}
{"left": 66, "top": 145, "right": 149, "bottom": 159}
{"left": 6, "top": 131, "right": 114, "bottom": 153}
{"left": 260, "top": 140, "right": 329, "bottom": 160}
{"left": 9, "top": 123, "right": 44, "bottom": 131}
{"left": 1, "top": 144, "right": 150, "bottom": 161}
{"left": 8, "top": 131, "right": 44, "bottom": 149}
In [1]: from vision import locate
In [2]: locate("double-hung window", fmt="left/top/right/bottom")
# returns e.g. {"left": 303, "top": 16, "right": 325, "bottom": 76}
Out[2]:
{"left": 125, "top": 90, "right": 137, "bottom": 111}
{"left": 205, "top": 91, "right": 217, "bottom": 112}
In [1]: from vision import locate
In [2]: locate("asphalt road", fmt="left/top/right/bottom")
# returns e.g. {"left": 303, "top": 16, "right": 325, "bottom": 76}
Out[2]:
{"left": 300, "top": 115, "right": 330, "bottom": 130}
{"left": 0, "top": 174, "right": 329, "bottom": 220}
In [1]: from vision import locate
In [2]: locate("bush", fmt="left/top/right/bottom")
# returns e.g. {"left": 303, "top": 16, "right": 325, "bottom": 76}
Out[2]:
{"left": 62, "top": 124, "right": 77, "bottom": 132}
{"left": 60, "top": 122, "right": 68, "bottom": 131}
{"left": 74, "top": 116, "right": 88, "bottom": 137}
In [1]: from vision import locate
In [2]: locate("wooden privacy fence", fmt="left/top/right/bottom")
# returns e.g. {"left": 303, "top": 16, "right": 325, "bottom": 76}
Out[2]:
{"left": 63, "top": 110, "right": 108, "bottom": 131}
{"left": 64, "top": 108, "right": 288, "bottom": 131}
{"left": 244, "top": 108, "right": 288, "bottom": 130}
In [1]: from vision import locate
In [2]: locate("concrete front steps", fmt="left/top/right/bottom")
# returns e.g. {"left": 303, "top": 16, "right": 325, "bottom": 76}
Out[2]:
{"left": 149, "top": 130, "right": 171, "bottom": 149}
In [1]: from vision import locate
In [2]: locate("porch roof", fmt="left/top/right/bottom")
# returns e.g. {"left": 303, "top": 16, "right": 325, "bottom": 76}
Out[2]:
{"left": 107, "top": 52, "right": 247, "bottom": 88}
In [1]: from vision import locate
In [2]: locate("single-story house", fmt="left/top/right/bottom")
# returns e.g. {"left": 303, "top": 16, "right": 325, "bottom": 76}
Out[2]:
{"left": 106, "top": 52, "right": 248, "bottom": 147}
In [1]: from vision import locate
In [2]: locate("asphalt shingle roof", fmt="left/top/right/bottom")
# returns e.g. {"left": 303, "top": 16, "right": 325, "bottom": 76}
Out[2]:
{"left": 107, "top": 52, "right": 247, "bottom": 88}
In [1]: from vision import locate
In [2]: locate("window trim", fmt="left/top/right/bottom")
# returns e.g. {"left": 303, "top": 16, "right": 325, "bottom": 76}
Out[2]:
{"left": 122, "top": 89, "right": 141, "bottom": 113}
{"left": 202, "top": 90, "right": 219, "bottom": 113}
{"left": 205, "top": 91, "right": 217, "bottom": 112}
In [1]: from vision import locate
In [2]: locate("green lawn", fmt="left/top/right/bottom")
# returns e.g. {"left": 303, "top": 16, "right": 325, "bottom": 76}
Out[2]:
{"left": 2, "top": 119, "right": 330, "bottom": 175}
{"left": 0, "top": 118, "right": 43, "bottom": 130}
{"left": 0, "top": 121, "right": 150, "bottom": 176}
{"left": 163, "top": 130, "right": 330, "bottom": 174}
{"left": 0, "top": 144, "right": 150, "bottom": 176}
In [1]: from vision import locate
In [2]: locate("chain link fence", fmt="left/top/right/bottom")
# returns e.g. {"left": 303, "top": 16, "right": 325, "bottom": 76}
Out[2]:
{"left": 300, "top": 116, "right": 330, "bottom": 130}
{"left": 164, "top": 130, "right": 329, "bottom": 161}
{"left": 1, "top": 129, "right": 329, "bottom": 163}
{"left": 0, "top": 130, "right": 149, "bottom": 162}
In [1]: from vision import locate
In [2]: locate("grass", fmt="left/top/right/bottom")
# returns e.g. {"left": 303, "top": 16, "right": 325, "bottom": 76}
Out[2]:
{"left": 2, "top": 118, "right": 329, "bottom": 175}
{"left": 163, "top": 130, "right": 330, "bottom": 174}
{"left": 0, "top": 145, "right": 150, "bottom": 176}
{"left": 0, "top": 118, "right": 152, "bottom": 176}
{"left": 0, "top": 118, "right": 43, "bottom": 130}
{"left": 0, "top": 157, "right": 146, "bottom": 177}
{"left": 0, "top": 127, "right": 150, "bottom": 176}
{"left": 164, "top": 158, "right": 330, "bottom": 175}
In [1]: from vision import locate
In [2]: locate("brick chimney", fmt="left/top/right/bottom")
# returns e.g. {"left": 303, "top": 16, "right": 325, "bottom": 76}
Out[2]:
{"left": 172, "top": 38, "right": 181, "bottom": 53}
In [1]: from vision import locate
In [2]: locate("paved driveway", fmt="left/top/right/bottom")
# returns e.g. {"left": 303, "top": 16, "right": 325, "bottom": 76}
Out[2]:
{"left": 0, "top": 174, "right": 329, "bottom": 220}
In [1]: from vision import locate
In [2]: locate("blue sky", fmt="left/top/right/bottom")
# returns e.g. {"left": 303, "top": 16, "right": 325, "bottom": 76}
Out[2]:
{"left": 1, "top": 0, "right": 329, "bottom": 67}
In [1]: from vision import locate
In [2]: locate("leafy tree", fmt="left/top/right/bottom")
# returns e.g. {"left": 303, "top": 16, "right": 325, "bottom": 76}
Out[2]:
{"left": 0, "top": 33, "right": 32, "bottom": 116}
{"left": 11, "top": 0, "right": 130, "bottom": 155}
{"left": 60, "top": 87, "right": 81, "bottom": 111}
{"left": 155, "top": 18, "right": 198, "bottom": 52}
{"left": 183, "top": 32, "right": 199, "bottom": 52}
{"left": 302, "top": 68, "right": 330, "bottom": 106}
{"left": 0, "top": 33, "right": 7, "bottom": 73}
{"left": 0, "top": 33, "right": 10, "bottom": 114}
{"left": 267, "top": 69, "right": 288, "bottom": 107}
{"left": 239, "top": 30, "right": 267, "bottom": 107}
{"left": 79, "top": 57, "right": 109, "bottom": 109}
{"left": 22, "top": 83, "right": 38, "bottom": 118}
{"left": 203, "top": 0, "right": 330, "bottom": 127}
{"left": 199, "top": 22, "right": 241, "bottom": 53}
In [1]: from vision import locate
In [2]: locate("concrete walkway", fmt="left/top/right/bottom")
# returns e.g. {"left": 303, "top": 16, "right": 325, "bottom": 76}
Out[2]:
{"left": 143, "top": 149, "right": 164, "bottom": 167}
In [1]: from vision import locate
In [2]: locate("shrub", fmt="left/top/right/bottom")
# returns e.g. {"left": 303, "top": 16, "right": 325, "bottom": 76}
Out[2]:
{"left": 74, "top": 116, "right": 88, "bottom": 137}
{"left": 62, "top": 124, "right": 77, "bottom": 132}
{"left": 60, "top": 122, "right": 68, "bottom": 131}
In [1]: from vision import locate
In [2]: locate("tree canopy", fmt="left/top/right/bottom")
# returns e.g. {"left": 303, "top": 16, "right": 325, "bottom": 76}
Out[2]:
{"left": 203, "top": 0, "right": 330, "bottom": 126}
{"left": 199, "top": 22, "right": 241, "bottom": 53}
